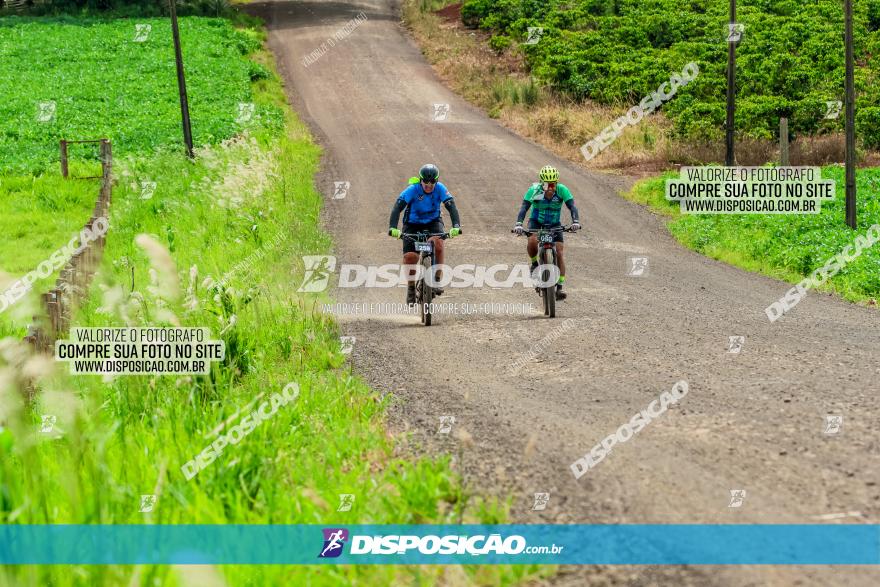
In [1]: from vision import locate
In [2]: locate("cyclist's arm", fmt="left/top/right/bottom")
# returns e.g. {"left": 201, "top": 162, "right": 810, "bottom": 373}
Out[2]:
{"left": 516, "top": 200, "right": 531, "bottom": 223}
{"left": 517, "top": 185, "right": 538, "bottom": 223}
{"left": 443, "top": 199, "right": 461, "bottom": 228}
{"left": 389, "top": 198, "right": 407, "bottom": 229}
{"left": 565, "top": 199, "right": 580, "bottom": 223}
{"left": 438, "top": 185, "right": 461, "bottom": 229}
{"left": 559, "top": 185, "right": 580, "bottom": 224}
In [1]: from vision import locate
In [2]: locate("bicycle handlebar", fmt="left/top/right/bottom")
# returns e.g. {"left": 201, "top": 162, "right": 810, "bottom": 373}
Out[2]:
{"left": 511, "top": 225, "right": 578, "bottom": 236}
{"left": 401, "top": 232, "right": 450, "bottom": 241}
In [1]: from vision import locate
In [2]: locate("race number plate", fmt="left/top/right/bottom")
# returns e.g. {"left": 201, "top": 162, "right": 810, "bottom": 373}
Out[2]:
{"left": 539, "top": 233, "right": 554, "bottom": 244}
{"left": 415, "top": 242, "right": 433, "bottom": 252}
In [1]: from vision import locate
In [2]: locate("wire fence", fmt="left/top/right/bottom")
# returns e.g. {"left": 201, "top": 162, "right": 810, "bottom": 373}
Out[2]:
{"left": 23, "top": 139, "right": 112, "bottom": 354}
{"left": 0, "top": 0, "right": 35, "bottom": 11}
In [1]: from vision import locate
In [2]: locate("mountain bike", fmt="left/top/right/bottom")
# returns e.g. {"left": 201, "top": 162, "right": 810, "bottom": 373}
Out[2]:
{"left": 401, "top": 231, "right": 449, "bottom": 326}
{"left": 512, "top": 225, "right": 575, "bottom": 318}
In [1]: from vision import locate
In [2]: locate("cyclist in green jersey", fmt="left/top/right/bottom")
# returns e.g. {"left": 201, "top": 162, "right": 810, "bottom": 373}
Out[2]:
{"left": 512, "top": 165, "right": 581, "bottom": 300}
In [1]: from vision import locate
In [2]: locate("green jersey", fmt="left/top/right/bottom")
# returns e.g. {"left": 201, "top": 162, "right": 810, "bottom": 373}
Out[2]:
{"left": 523, "top": 182, "right": 574, "bottom": 225}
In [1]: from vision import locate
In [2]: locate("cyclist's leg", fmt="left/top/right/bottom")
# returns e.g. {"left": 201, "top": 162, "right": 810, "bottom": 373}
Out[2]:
{"left": 556, "top": 242, "right": 566, "bottom": 280}
{"left": 555, "top": 232, "right": 567, "bottom": 299}
{"left": 432, "top": 238, "right": 445, "bottom": 267}
{"left": 526, "top": 219, "right": 540, "bottom": 269}
{"left": 403, "top": 252, "right": 419, "bottom": 276}
{"left": 527, "top": 235, "right": 538, "bottom": 257}
{"left": 402, "top": 224, "right": 420, "bottom": 276}
{"left": 402, "top": 223, "right": 422, "bottom": 303}
{"left": 427, "top": 220, "right": 445, "bottom": 281}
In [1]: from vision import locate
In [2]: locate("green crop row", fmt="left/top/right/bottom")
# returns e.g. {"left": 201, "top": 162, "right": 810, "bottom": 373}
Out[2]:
{"left": 0, "top": 16, "right": 281, "bottom": 174}
{"left": 461, "top": 0, "right": 880, "bottom": 146}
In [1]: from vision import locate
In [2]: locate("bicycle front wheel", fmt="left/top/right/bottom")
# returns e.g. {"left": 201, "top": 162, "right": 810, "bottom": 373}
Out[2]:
{"left": 541, "top": 248, "right": 556, "bottom": 318}
{"left": 421, "top": 255, "right": 433, "bottom": 326}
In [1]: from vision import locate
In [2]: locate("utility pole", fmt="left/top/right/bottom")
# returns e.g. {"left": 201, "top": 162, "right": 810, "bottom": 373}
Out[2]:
{"left": 725, "top": 0, "right": 737, "bottom": 166}
{"left": 170, "top": 0, "right": 194, "bottom": 158}
{"left": 844, "top": 0, "right": 856, "bottom": 228}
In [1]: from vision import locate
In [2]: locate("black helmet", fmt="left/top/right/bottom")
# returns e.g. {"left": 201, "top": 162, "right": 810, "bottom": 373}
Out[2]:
{"left": 419, "top": 163, "right": 440, "bottom": 182}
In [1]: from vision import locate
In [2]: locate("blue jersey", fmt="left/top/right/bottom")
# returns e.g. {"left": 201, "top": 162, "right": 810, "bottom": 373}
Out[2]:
{"left": 397, "top": 182, "right": 453, "bottom": 224}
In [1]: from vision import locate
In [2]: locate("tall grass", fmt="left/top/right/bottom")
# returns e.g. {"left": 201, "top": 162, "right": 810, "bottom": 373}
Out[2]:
{"left": 490, "top": 78, "right": 540, "bottom": 108}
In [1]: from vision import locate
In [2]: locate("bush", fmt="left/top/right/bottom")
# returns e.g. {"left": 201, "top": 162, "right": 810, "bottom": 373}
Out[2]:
{"left": 467, "top": 0, "right": 880, "bottom": 143}
{"left": 857, "top": 106, "right": 880, "bottom": 149}
{"left": 247, "top": 61, "right": 271, "bottom": 82}
{"left": 461, "top": 0, "right": 494, "bottom": 28}
{"left": 489, "top": 34, "right": 511, "bottom": 53}
{"left": 869, "top": 0, "right": 880, "bottom": 31}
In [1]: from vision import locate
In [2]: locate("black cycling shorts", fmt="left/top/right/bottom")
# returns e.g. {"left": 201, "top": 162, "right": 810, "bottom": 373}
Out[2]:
{"left": 402, "top": 220, "right": 445, "bottom": 254}
{"left": 528, "top": 220, "right": 564, "bottom": 243}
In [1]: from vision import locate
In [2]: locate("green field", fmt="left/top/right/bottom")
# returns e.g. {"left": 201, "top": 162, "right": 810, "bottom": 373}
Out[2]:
{"left": 0, "top": 15, "right": 282, "bottom": 174}
{"left": 627, "top": 166, "right": 880, "bottom": 301}
{"left": 0, "top": 13, "right": 278, "bottom": 330}
{"left": 461, "top": 0, "right": 880, "bottom": 145}
{"left": 0, "top": 12, "right": 542, "bottom": 587}
{"left": 0, "top": 173, "right": 98, "bottom": 273}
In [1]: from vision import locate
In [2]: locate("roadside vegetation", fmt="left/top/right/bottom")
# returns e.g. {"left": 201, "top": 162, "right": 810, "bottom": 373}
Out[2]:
{"left": 462, "top": 0, "right": 880, "bottom": 142}
{"left": 0, "top": 7, "right": 546, "bottom": 586}
{"left": 405, "top": 1, "right": 879, "bottom": 171}
{"left": 626, "top": 166, "right": 880, "bottom": 303}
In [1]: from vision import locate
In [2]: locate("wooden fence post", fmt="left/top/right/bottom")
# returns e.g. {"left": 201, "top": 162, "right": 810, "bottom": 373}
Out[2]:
{"left": 60, "top": 139, "right": 69, "bottom": 178}
{"left": 780, "top": 117, "right": 789, "bottom": 166}
{"left": 47, "top": 289, "right": 60, "bottom": 335}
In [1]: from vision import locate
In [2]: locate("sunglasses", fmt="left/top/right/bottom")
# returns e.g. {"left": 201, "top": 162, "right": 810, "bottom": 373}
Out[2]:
{"left": 421, "top": 179, "right": 437, "bottom": 184}
{"left": 543, "top": 181, "right": 557, "bottom": 189}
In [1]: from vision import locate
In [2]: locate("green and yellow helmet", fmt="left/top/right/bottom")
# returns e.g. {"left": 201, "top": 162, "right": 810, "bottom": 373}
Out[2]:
{"left": 539, "top": 165, "right": 559, "bottom": 182}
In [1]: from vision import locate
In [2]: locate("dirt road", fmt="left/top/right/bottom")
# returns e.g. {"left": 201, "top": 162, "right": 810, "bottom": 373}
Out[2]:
{"left": 250, "top": 1, "right": 880, "bottom": 584}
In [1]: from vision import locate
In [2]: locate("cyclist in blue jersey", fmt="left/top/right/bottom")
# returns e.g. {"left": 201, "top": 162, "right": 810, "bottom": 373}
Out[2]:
{"left": 512, "top": 165, "right": 581, "bottom": 300}
{"left": 389, "top": 164, "right": 462, "bottom": 304}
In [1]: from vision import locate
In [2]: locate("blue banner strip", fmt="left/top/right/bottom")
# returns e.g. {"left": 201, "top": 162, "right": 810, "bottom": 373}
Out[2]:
{"left": 1, "top": 525, "right": 878, "bottom": 565}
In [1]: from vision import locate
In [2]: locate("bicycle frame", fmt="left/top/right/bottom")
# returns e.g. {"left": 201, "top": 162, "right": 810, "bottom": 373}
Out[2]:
{"left": 401, "top": 231, "right": 449, "bottom": 326}
{"left": 401, "top": 231, "right": 448, "bottom": 268}
{"left": 514, "top": 225, "right": 574, "bottom": 318}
